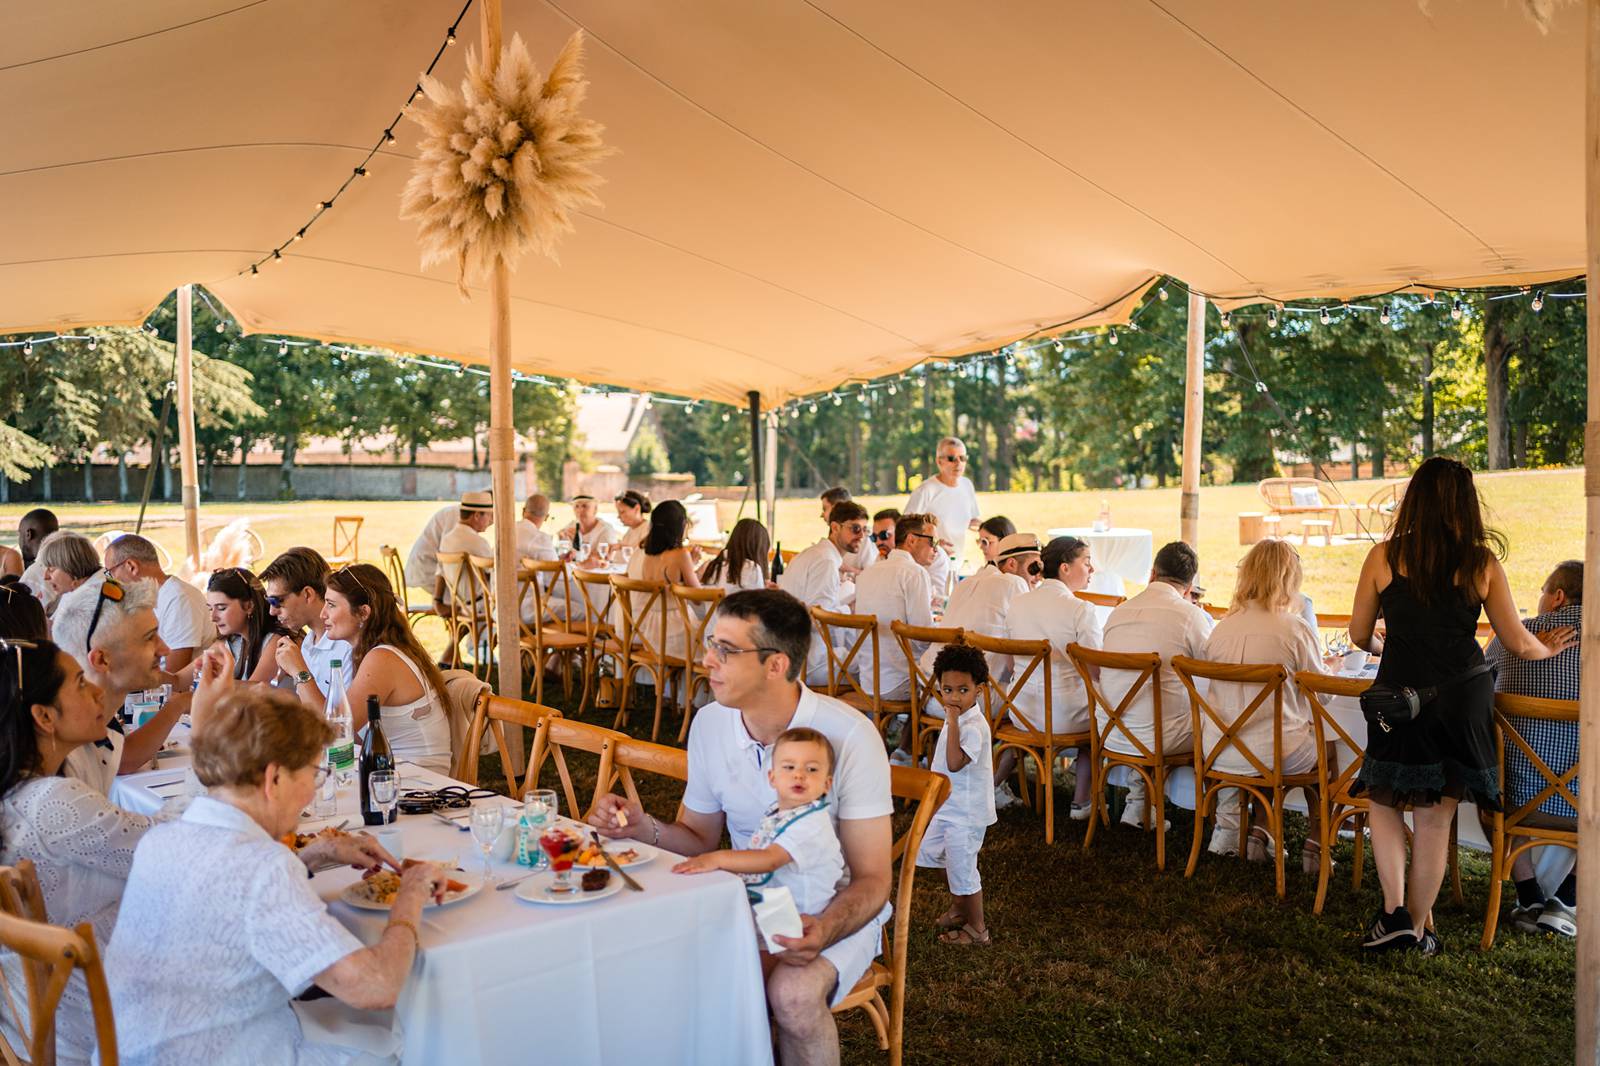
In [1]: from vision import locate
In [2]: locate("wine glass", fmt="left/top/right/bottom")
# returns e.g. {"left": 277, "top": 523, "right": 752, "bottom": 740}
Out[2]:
{"left": 369, "top": 770, "right": 399, "bottom": 824}
{"left": 619, "top": 545, "right": 635, "bottom": 568}
{"left": 520, "top": 789, "right": 558, "bottom": 869}
{"left": 469, "top": 805, "right": 506, "bottom": 886}
{"left": 595, "top": 541, "right": 612, "bottom": 567}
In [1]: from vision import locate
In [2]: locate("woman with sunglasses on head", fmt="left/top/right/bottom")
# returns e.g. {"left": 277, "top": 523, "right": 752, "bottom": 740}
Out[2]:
{"left": 0, "top": 637, "right": 188, "bottom": 1064}
{"left": 323, "top": 564, "right": 453, "bottom": 772}
{"left": 700, "top": 518, "right": 772, "bottom": 595}
{"left": 975, "top": 516, "right": 1016, "bottom": 566}
{"left": 206, "top": 567, "right": 293, "bottom": 686}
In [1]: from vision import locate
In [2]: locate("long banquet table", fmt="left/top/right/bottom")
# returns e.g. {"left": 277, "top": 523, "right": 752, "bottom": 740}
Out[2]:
{"left": 114, "top": 745, "right": 775, "bottom": 1066}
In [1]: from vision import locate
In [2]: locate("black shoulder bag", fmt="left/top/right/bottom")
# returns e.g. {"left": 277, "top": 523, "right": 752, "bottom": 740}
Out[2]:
{"left": 1359, "top": 662, "right": 1493, "bottom": 734}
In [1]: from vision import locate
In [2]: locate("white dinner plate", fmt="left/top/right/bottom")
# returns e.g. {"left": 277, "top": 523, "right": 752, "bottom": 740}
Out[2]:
{"left": 514, "top": 871, "right": 625, "bottom": 905}
{"left": 572, "top": 841, "right": 657, "bottom": 870}
{"left": 340, "top": 874, "right": 483, "bottom": 911}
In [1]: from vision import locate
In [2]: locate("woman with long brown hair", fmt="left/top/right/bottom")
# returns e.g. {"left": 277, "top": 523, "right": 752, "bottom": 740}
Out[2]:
{"left": 1349, "top": 457, "right": 1575, "bottom": 955}
{"left": 206, "top": 566, "right": 292, "bottom": 685}
{"left": 700, "top": 517, "right": 770, "bottom": 594}
{"left": 323, "top": 563, "right": 452, "bottom": 772}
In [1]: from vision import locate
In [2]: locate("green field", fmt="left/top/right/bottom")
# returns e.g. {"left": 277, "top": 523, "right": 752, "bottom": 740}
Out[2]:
{"left": 2, "top": 467, "right": 1582, "bottom": 615}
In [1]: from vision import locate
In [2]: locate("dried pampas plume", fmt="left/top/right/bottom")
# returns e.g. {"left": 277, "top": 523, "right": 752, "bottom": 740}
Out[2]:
{"left": 401, "top": 30, "right": 614, "bottom": 295}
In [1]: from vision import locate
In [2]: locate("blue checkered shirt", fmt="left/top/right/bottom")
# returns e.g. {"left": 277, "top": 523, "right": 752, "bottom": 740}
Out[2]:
{"left": 1487, "top": 604, "right": 1581, "bottom": 818}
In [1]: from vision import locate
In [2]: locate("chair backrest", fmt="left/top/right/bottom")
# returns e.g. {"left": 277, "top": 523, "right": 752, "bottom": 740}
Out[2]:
{"left": 1171, "top": 655, "right": 1289, "bottom": 779}
{"left": 1293, "top": 671, "right": 1370, "bottom": 805}
{"left": 570, "top": 567, "right": 618, "bottom": 640}
{"left": 518, "top": 559, "right": 572, "bottom": 640}
{"left": 612, "top": 575, "right": 674, "bottom": 662}
{"left": 332, "top": 515, "right": 363, "bottom": 560}
{"left": 454, "top": 690, "right": 560, "bottom": 793}
{"left": 609, "top": 735, "right": 690, "bottom": 808}
{"left": 1074, "top": 590, "right": 1125, "bottom": 609}
{"left": 962, "top": 632, "right": 1056, "bottom": 737}
{"left": 1257, "top": 476, "right": 1329, "bottom": 511}
{"left": 538, "top": 718, "right": 627, "bottom": 821}
{"left": 439, "top": 668, "right": 491, "bottom": 767}
{"left": 1200, "top": 602, "right": 1228, "bottom": 620}
{"left": 0, "top": 861, "right": 118, "bottom": 1066}
{"left": 870, "top": 766, "right": 949, "bottom": 1042}
{"left": 812, "top": 608, "right": 875, "bottom": 701}
{"left": 1067, "top": 643, "right": 1166, "bottom": 762}
{"left": 1494, "top": 692, "right": 1581, "bottom": 826}
{"left": 673, "top": 585, "right": 724, "bottom": 705}
{"left": 378, "top": 545, "right": 409, "bottom": 604}
{"left": 890, "top": 622, "right": 963, "bottom": 715}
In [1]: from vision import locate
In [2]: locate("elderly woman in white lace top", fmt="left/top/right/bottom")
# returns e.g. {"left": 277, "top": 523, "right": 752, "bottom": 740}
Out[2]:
{"left": 106, "top": 687, "right": 448, "bottom": 1066}
{"left": 0, "top": 637, "right": 177, "bottom": 1065}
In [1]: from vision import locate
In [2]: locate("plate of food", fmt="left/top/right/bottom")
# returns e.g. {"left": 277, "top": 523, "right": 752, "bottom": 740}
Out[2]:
{"left": 514, "top": 868, "right": 624, "bottom": 905}
{"left": 339, "top": 860, "right": 480, "bottom": 911}
{"left": 573, "top": 839, "right": 655, "bottom": 870}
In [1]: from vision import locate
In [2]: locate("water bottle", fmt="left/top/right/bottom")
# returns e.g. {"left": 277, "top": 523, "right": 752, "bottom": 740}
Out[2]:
{"left": 1095, "top": 498, "right": 1111, "bottom": 532}
{"left": 324, "top": 659, "right": 356, "bottom": 787}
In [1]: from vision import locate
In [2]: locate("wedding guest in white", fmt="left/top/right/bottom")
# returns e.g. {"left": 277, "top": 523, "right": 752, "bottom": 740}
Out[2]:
{"left": 778, "top": 501, "right": 870, "bottom": 685}
{"left": 975, "top": 516, "right": 1015, "bottom": 566}
{"left": 700, "top": 518, "right": 772, "bottom": 595}
{"left": 1003, "top": 536, "right": 1103, "bottom": 820}
{"left": 869, "top": 509, "right": 900, "bottom": 562}
{"left": 106, "top": 687, "right": 447, "bottom": 1066}
{"left": 821, "top": 488, "right": 877, "bottom": 577}
{"left": 615, "top": 489, "right": 653, "bottom": 551}
{"left": 556, "top": 494, "right": 619, "bottom": 564}
{"left": 517, "top": 494, "right": 558, "bottom": 562}
{"left": 262, "top": 547, "right": 353, "bottom": 706}
{"left": 434, "top": 490, "right": 495, "bottom": 610}
{"left": 104, "top": 534, "right": 215, "bottom": 674}
{"left": 403, "top": 500, "right": 463, "bottom": 594}
{"left": 905, "top": 436, "right": 982, "bottom": 576}
{"left": 1101, "top": 541, "right": 1214, "bottom": 834}
{"left": 853, "top": 513, "right": 937, "bottom": 705}
{"left": 36, "top": 532, "right": 101, "bottom": 609}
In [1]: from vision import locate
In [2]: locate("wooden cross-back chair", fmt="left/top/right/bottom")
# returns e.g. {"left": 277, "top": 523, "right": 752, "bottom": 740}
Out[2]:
{"left": 890, "top": 621, "right": 964, "bottom": 762}
{"left": 330, "top": 515, "right": 363, "bottom": 565}
{"left": 814, "top": 609, "right": 915, "bottom": 740}
{"left": 672, "top": 585, "right": 724, "bottom": 743}
{"left": 570, "top": 567, "right": 626, "bottom": 717}
{"left": 0, "top": 861, "right": 118, "bottom": 1066}
{"left": 379, "top": 545, "right": 436, "bottom": 629}
{"left": 1068, "top": 644, "right": 1186, "bottom": 869}
{"left": 611, "top": 575, "right": 689, "bottom": 743}
{"left": 831, "top": 765, "right": 948, "bottom": 1066}
{"left": 517, "top": 560, "right": 586, "bottom": 705}
{"left": 1074, "top": 591, "right": 1125, "bottom": 609}
{"left": 1173, "top": 656, "right": 1322, "bottom": 899}
{"left": 437, "top": 551, "right": 495, "bottom": 680}
{"left": 964, "top": 632, "right": 1083, "bottom": 846}
{"left": 1481, "top": 692, "right": 1580, "bottom": 949}
{"left": 608, "top": 734, "right": 690, "bottom": 808}
{"left": 453, "top": 691, "right": 562, "bottom": 795}
{"left": 1294, "top": 671, "right": 1464, "bottom": 915}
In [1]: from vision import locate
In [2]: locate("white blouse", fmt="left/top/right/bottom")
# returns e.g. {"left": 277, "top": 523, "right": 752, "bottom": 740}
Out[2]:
{"left": 0, "top": 775, "right": 174, "bottom": 1066}
{"left": 105, "top": 796, "right": 365, "bottom": 1066}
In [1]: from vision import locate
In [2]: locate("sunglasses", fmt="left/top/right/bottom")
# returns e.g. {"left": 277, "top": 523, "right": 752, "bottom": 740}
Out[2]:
{"left": 266, "top": 595, "right": 284, "bottom": 609}
{"left": 870, "top": 530, "right": 892, "bottom": 543}
{"left": 85, "top": 573, "right": 126, "bottom": 649}
{"left": 938, "top": 454, "right": 966, "bottom": 463}
{"left": 906, "top": 531, "right": 936, "bottom": 543}
{"left": 331, "top": 563, "right": 370, "bottom": 596}
{"left": 0, "top": 638, "right": 39, "bottom": 686}
{"left": 840, "top": 523, "right": 869, "bottom": 535}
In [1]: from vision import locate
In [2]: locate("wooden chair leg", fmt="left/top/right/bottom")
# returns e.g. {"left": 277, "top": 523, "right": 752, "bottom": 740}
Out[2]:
{"left": 1042, "top": 750, "right": 1055, "bottom": 846}
{"left": 1271, "top": 794, "right": 1287, "bottom": 900}
{"left": 1083, "top": 760, "right": 1103, "bottom": 854}
{"left": 1185, "top": 785, "right": 1209, "bottom": 879}
{"left": 649, "top": 669, "right": 666, "bottom": 743}
{"left": 1315, "top": 810, "right": 1337, "bottom": 915}
{"left": 1481, "top": 835, "right": 1505, "bottom": 951}
{"left": 1153, "top": 767, "right": 1167, "bottom": 871}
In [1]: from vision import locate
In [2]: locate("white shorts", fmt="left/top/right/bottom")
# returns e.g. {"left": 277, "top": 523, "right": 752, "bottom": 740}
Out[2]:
{"left": 915, "top": 819, "right": 986, "bottom": 896}
{"left": 821, "top": 902, "right": 890, "bottom": 1008}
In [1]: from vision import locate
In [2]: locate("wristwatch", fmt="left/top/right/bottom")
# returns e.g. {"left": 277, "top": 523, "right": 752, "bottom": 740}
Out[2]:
{"left": 294, "top": 670, "right": 314, "bottom": 686}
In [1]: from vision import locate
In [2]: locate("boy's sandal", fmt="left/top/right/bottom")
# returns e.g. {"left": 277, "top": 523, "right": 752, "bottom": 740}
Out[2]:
{"left": 938, "top": 923, "right": 991, "bottom": 946}
{"left": 933, "top": 910, "right": 965, "bottom": 933}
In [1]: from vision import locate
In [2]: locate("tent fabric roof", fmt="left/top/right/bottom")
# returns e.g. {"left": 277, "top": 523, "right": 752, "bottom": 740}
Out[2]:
{"left": 0, "top": 0, "right": 1585, "bottom": 407}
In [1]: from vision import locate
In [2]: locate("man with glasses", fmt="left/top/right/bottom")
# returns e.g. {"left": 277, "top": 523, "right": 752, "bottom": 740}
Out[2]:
{"left": 904, "top": 436, "right": 982, "bottom": 581}
{"left": 869, "top": 509, "right": 900, "bottom": 562}
{"left": 104, "top": 534, "right": 214, "bottom": 674}
{"left": 853, "top": 513, "right": 938, "bottom": 705}
{"left": 820, "top": 488, "right": 876, "bottom": 579}
{"left": 778, "top": 501, "right": 870, "bottom": 685}
{"left": 260, "top": 547, "right": 352, "bottom": 706}
{"left": 52, "top": 573, "right": 193, "bottom": 794}
{"left": 588, "top": 589, "right": 892, "bottom": 1066}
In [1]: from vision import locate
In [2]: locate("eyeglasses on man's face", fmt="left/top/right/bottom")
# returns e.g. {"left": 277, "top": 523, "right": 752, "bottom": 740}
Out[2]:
{"left": 703, "top": 635, "right": 779, "bottom": 664}
{"left": 938, "top": 453, "right": 967, "bottom": 464}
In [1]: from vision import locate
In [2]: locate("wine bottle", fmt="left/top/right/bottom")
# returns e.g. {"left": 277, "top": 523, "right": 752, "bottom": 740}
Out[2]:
{"left": 359, "top": 694, "right": 395, "bottom": 826}
{"left": 771, "top": 542, "right": 785, "bottom": 579}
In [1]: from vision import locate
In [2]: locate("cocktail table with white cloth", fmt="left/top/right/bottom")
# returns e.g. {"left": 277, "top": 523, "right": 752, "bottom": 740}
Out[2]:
{"left": 1045, "top": 527, "right": 1154, "bottom": 597}
{"left": 113, "top": 748, "right": 773, "bottom": 1066}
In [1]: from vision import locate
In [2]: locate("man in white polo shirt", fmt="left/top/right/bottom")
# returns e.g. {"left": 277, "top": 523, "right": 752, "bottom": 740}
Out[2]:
{"left": 590, "top": 589, "right": 892, "bottom": 1066}
{"left": 852, "top": 512, "right": 937, "bottom": 702}
{"left": 778, "top": 500, "right": 870, "bottom": 686}
{"left": 905, "top": 436, "right": 981, "bottom": 579}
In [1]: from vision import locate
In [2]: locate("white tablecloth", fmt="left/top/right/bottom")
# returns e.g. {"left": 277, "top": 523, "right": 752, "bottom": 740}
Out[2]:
{"left": 1045, "top": 527, "right": 1153, "bottom": 597}
{"left": 114, "top": 757, "right": 773, "bottom": 1066}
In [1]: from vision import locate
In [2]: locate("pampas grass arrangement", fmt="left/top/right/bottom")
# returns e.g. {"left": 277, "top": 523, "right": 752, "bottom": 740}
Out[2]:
{"left": 401, "top": 30, "right": 613, "bottom": 295}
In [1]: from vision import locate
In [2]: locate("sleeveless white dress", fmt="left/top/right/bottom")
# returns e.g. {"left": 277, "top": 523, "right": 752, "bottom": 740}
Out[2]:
{"left": 367, "top": 644, "right": 452, "bottom": 773}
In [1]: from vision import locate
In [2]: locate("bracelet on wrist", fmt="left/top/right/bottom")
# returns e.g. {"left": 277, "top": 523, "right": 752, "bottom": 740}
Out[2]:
{"left": 649, "top": 814, "right": 661, "bottom": 846}
{"left": 386, "top": 919, "right": 420, "bottom": 947}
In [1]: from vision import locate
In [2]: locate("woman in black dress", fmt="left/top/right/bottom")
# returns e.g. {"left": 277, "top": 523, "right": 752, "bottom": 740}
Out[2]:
{"left": 1349, "top": 457, "right": 1575, "bottom": 954}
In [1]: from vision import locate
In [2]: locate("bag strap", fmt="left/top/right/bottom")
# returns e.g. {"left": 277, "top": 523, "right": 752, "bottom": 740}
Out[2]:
{"left": 1414, "top": 662, "right": 1492, "bottom": 704}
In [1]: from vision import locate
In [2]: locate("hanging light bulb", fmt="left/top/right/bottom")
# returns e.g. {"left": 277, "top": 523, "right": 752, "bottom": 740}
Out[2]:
{"left": 292, "top": 229, "right": 306, "bottom": 243}
{"left": 278, "top": 341, "right": 288, "bottom": 355}
{"left": 1319, "top": 307, "right": 1331, "bottom": 326}
{"left": 808, "top": 401, "right": 818, "bottom": 414}
{"left": 721, "top": 410, "right": 730, "bottom": 422}
{"left": 1266, "top": 308, "right": 1279, "bottom": 329}
{"left": 1219, "top": 311, "right": 1231, "bottom": 329}
{"left": 88, "top": 335, "right": 98, "bottom": 351}
{"left": 214, "top": 321, "right": 225, "bottom": 333}
{"left": 446, "top": 27, "right": 457, "bottom": 45}
{"left": 887, "top": 382, "right": 898, "bottom": 396}
{"left": 1053, "top": 339, "right": 1064, "bottom": 353}
{"left": 1108, "top": 330, "right": 1119, "bottom": 346}
{"left": 383, "top": 129, "right": 396, "bottom": 145}
{"left": 1380, "top": 305, "right": 1392, "bottom": 325}
{"left": 250, "top": 264, "right": 259, "bottom": 277}
{"left": 1532, "top": 290, "right": 1545, "bottom": 312}
{"left": 1158, "top": 286, "right": 1170, "bottom": 302}
{"left": 832, "top": 394, "right": 842, "bottom": 406}
{"left": 22, "top": 340, "right": 32, "bottom": 355}
{"left": 317, "top": 201, "right": 332, "bottom": 211}
{"left": 353, "top": 166, "right": 369, "bottom": 179}
{"left": 271, "top": 249, "right": 283, "bottom": 264}
{"left": 1450, "top": 299, "right": 1464, "bottom": 321}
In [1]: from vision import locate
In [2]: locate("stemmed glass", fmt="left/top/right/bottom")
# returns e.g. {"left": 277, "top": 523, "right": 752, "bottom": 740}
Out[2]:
{"left": 619, "top": 545, "right": 635, "bottom": 568}
{"left": 469, "top": 805, "right": 506, "bottom": 886}
{"left": 539, "top": 827, "right": 582, "bottom": 895}
{"left": 595, "top": 542, "right": 612, "bottom": 568}
{"left": 521, "top": 790, "right": 558, "bottom": 870}
{"left": 369, "top": 770, "right": 399, "bottom": 824}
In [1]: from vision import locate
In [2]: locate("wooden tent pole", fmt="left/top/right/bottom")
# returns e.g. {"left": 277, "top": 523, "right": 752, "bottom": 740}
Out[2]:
{"left": 175, "top": 284, "right": 201, "bottom": 568}
{"left": 1179, "top": 290, "right": 1205, "bottom": 548}
{"left": 482, "top": 0, "right": 525, "bottom": 774}
{"left": 1577, "top": 4, "right": 1599, "bottom": 1061}
{"left": 763, "top": 412, "right": 778, "bottom": 532}
{"left": 748, "top": 391, "right": 763, "bottom": 524}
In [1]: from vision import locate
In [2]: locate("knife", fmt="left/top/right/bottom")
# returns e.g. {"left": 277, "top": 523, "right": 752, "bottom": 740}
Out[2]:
{"left": 591, "top": 832, "right": 643, "bottom": 891}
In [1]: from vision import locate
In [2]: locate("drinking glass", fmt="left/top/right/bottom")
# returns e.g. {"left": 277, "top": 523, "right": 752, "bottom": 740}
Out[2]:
{"left": 539, "top": 827, "right": 581, "bottom": 895}
{"left": 369, "top": 770, "right": 399, "bottom": 824}
{"left": 469, "top": 805, "right": 506, "bottom": 885}
{"left": 520, "top": 789, "right": 558, "bottom": 870}
{"left": 595, "top": 541, "right": 612, "bottom": 567}
{"left": 619, "top": 546, "right": 635, "bottom": 568}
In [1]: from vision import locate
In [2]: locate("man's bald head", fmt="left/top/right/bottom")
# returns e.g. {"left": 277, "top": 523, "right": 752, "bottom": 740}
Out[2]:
{"left": 523, "top": 495, "right": 551, "bottom": 523}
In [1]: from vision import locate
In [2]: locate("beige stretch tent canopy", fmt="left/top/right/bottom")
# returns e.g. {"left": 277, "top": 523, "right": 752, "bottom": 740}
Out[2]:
{"left": 0, "top": 0, "right": 1587, "bottom": 408}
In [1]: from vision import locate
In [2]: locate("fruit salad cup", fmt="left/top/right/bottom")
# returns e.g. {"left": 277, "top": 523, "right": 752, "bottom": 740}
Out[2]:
{"left": 539, "top": 828, "right": 584, "bottom": 895}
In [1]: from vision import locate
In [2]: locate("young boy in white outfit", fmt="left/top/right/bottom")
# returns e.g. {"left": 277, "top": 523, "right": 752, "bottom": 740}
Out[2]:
{"left": 916, "top": 642, "right": 996, "bottom": 946}
{"left": 673, "top": 727, "right": 845, "bottom": 972}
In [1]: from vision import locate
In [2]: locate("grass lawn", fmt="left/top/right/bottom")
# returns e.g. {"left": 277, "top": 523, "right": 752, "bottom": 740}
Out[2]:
{"left": 0, "top": 466, "right": 1583, "bottom": 616}
{"left": 476, "top": 682, "right": 1576, "bottom": 1066}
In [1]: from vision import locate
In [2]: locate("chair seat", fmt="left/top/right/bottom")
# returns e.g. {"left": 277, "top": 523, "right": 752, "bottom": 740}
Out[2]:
{"left": 837, "top": 689, "right": 875, "bottom": 714}
{"left": 525, "top": 629, "right": 588, "bottom": 651}
{"left": 626, "top": 648, "right": 688, "bottom": 668}
{"left": 406, "top": 602, "right": 437, "bottom": 617}
{"left": 831, "top": 960, "right": 891, "bottom": 1012}
{"left": 1205, "top": 768, "right": 1321, "bottom": 789}
{"left": 1103, "top": 748, "right": 1193, "bottom": 768}
{"left": 994, "top": 725, "right": 1090, "bottom": 747}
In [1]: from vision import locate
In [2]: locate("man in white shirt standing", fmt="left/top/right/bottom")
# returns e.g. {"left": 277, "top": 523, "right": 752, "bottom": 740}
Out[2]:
{"left": 104, "top": 534, "right": 215, "bottom": 674}
{"left": 905, "top": 436, "right": 981, "bottom": 580}
{"left": 820, "top": 488, "right": 876, "bottom": 578}
{"left": 778, "top": 501, "right": 870, "bottom": 686}
{"left": 852, "top": 513, "right": 938, "bottom": 703}
{"left": 588, "top": 589, "right": 892, "bottom": 1066}
{"left": 261, "top": 547, "right": 353, "bottom": 706}
{"left": 1100, "top": 541, "right": 1215, "bottom": 834}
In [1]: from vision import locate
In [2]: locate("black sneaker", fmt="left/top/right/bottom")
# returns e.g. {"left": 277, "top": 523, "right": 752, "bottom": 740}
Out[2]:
{"left": 1415, "top": 928, "right": 1442, "bottom": 957}
{"left": 1362, "top": 906, "right": 1418, "bottom": 952}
